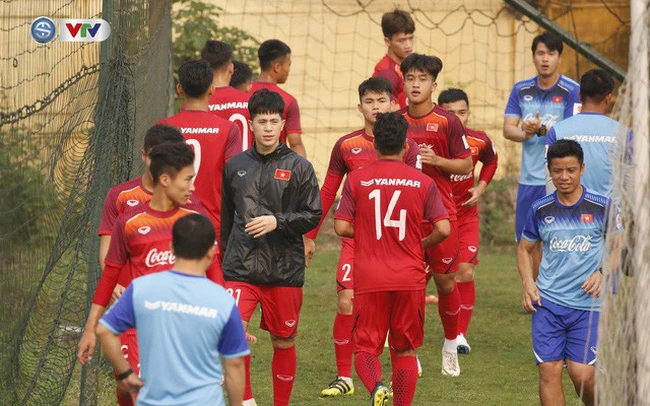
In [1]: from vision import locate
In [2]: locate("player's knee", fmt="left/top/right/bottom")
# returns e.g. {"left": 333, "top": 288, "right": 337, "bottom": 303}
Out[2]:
{"left": 538, "top": 362, "right": 563, "bottom": 386}
{"left": 337, "top": 290, "right": 353, "bottom": 314}
{"left": 456, "top": 265, "right": 474, "bottom": 282}
{"left": 270, "top": 335, "right": 294, "bottom": 349}
{"left": 393, "top": 349, "right": 416, "bottom": 358}
{"left": 433, "top": 273, "right": 456, "bottom": 294}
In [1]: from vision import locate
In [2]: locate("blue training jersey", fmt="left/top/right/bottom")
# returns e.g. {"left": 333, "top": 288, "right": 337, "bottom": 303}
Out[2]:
{"left": 100, "top": 271, "right": 250, "bottom": 406}
{"left": 505, "top": 75, "right": 581, "bottom": 186}
{"left": 546, "top": 112, "right": 627, "bottom": 198}
{"left": 521, "top": 188, "right": 621, "bottom": 311}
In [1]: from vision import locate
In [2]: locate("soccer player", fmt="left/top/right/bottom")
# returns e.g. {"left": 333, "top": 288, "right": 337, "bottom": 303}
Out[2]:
{"left": 518, "top": 139, "right": 621, "bottom": 406}
{"left": 78, "top": 142, "right": 224, "bottom": 406}
{"left": 546, "top": 69, "right": 623, "bottom": 197}
{"left": 221, "top": 89, "right": 321, "bottom": 406}
{"left": 401, "top": 53, "right": 473, "bottom": 376}
{"left": 200, "top": 41, "right": 250, "bottom": 151}
{"left": 438, "top": 88, "right": 498, "bottom": 353}
{"left": 373, "top": 9, "right": 415, "bottom": 109}
{"left": 157, "top": 59, "right": 242, "bottom": 237}
{"left": 97, "top": 214, "right": 249, "bottom": 406}
{"left": 304, "top": 77, "right": 421, "bottom": 397}
{"left": 231, "top": 60, "right": 253, "bottom": 93}
{"left": 503, "top": 32, "right": 580, "bottom": 243}
{"left": 335, "top": 112, "right": 450, "bottom": 406}
{"left": 250, "top": 39, "right": 306, "bottom": 157}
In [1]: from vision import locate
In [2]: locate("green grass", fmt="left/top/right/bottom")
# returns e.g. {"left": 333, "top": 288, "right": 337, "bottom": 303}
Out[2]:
{"left": 80, "top": 237, "right": 583, "bottom": 405}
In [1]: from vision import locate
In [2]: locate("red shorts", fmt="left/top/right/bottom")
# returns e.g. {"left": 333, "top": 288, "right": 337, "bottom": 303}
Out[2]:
{"left": 225, "top": 281, "right": 302, "bottom": 338}
{"left": 114, "top": 328, "right": 140, "bottom": 376}
{"left": 457, "top": 215, "right": 479, "bottom": 265}
{"left": 424, "top": 220, "right": 459, "bottom": 275}
{"left": 336, "top": 237, "right": 354, "bottom": 292}
{"left": 352, "top": 289, "right": 425, "bottom": 355}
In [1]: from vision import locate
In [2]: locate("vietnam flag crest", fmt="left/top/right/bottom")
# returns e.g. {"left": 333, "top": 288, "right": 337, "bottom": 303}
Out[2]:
{"left": 275, "top": 168, "right": 291, "bottom": 181}
{"left": 552, "top": 96, "right": 563, "bottom": 103}
{"left": 581, "top": 214, "right": 594, "bottom": 223}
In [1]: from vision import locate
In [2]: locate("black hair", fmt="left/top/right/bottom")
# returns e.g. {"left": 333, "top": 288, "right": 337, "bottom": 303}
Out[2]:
{"left": 373, "top": 112, "right": 408, "bottom": 155}
{"left": 258, "top": 39, "right": 291, "bottom": 71}
{"left": 532, "top": 32, "right": 564, "bottom": 55}
{"left": 358, "top": 77, "right": 393, "bottom": 100}
{"left": 579, "top": 69, "right": 614, "bottom": 104}
{"left": 172, "top": 214, "right": 216, "bottom": 260}
{"left": 201, "top": 40, "right": 233, "bottom": 71}
{"left": 178, "top": 59, "right": 213, "bottom": 98}
{"left": 438, "top": 88, "right": 469, "bottom": 107}
{"left": 381, "top": 9, "right": 415, "bottom": 38}
{"left": 149, "top": 142, "right": 195, "bottom": 185}
{"left": 547, "top": 139, "right": 584, "bottom": 167}
{"left": 230, "top": 60, "right": 253, "bottom": 88}
{"left": 400, "top": 53, "right": 443, "bottom": 81}
{"left": 143, "top": 125, "right": 185, "bottom": 154}
{"left": 248, "top": 88, "right": 285, "bottom": 120}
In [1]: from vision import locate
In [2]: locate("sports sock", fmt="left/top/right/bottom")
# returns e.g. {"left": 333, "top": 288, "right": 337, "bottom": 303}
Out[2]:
{"left": 243, "top": 354, "right": 253, "bottom": 401}
{"left": 333, "top": 312, "right": 354, "bottom": 379}
{"left": 354, "top": 352, "right": 383, "bottom": 393}
{"left": 457, "top": 280, "right": 475, "bottom": 336}
{"left": 272, "top": 346, "right": 296, "bottom": 406}
{"left": 437, "top": 285, "right": 461, "bottom": 340}
{"left": 391, "top": 355, "right": 418, "bottom": 406}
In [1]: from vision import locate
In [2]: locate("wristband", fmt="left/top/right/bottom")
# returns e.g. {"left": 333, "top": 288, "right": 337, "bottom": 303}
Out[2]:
{"left": 116, "top": 368, "right": 133, "bottom": 381}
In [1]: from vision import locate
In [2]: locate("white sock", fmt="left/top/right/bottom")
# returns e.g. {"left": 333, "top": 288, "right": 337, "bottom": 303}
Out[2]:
{"left": 443, "top": 338, "right": 457, "bottom": 353}
{"left": 242, "top": 399, "right": 256, "bottom": 406}
{"left": 338, "top": 376, "right": 353, "bottom": 384}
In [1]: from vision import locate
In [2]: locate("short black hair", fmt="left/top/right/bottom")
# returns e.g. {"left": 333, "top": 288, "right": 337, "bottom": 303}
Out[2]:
{"left": 143, "top": 124, "right": 184, "bottom": 154}
{"left": 401, "top": 53, "right": 443, "bottom": 81}
{"left": 230, "top": 60, "right": 253, "bottom": 88}
{"left": 373, "top": 112, "right": 408, "bottom": 155}
{"left": 201, "top": 40, "right": 233, "bottom": 71}
{"left": 248, "top": 88, "right": 285, "bottom": 120}
{"left": 381, "top": 9, "right": 415, "bottom": 38}
{"left": 532, "top": 32, "right": 564, "bottom": 55}
{"left": 178, "top": 59, "right": 213, "bottom": 98}
{"left": 438, "top": 88, "right": 469, "bottom": 107}
{"left": 580, "top": 69, "right": 614, "bottom": 104}
{"left": 149, "top": 142, "right": 195, "bottom": 185}
{"left": 172, "top": 214, "right": 215, "bottom": 260}
{"left": 547, "top": 139, "right": 584, "bottom": 167}
{"left": 358, "top": 77, "right": 393, "bottom": 100}
{"left": 258, "top": 39, "right": 291, "bottom": 71}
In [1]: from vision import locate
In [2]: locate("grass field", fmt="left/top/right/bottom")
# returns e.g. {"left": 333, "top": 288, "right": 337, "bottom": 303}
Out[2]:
{"left": 72, "top": 235, "right": 583, "bottom": 405}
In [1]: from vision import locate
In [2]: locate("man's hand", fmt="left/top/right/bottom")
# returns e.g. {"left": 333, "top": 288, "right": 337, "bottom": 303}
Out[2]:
{"left": 245, "top": 216, "right": 278, "bottom": 238}
{"left": 77, "top": 329, "right": 97, "bottom": 364}
{"left": 582, "top": 271, "right": 602, "bottom": 298}
{"left": 304, "top": 237, "right": 315, "bottom": 268}
{"left": 246, "top": 332, "right": 258, "bottom": 344}
{"left": 521, "top": 282, "right": 541, "bottom": 313}
{"left": 118, "top": 373, "right": 145, "bottom": 400}
{"left": 112, "top": 284, "right": 125, "bottom": 301}
{"left": 521, "top": 111, "right": 541, "bottom": 139}
{"left": 419, "top": 146, "right": 440, "bottom": 167}
{"left": 461, "top": 183, "right": 487, "bottom": 207}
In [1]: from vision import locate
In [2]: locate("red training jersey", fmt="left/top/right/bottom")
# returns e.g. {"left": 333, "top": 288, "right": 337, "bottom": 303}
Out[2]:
{"left": 157, "top": 110, "right": 242, "bottom": 234}
{"left": 305, "top": 129, "right": 421, "bottom": 239}
{"left": 450, "top": 128, "right": 498, "bottom": 219}
{"left": 373, "top": 55, "right": 407, "bottom": 109}
{"left": 207, "top": 86, "right": 251, "bottom": 151}
{"left": 403, "top": 104, "right": 471, "bottom": 221}
{"left": 335, "top": 159, "right": 448, "bottom": 294}
{"left": 249, "top": 81, "right": 301, "bottom": 144}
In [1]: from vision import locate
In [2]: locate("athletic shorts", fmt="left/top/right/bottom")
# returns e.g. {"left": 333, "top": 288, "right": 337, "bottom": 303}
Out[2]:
{"left": 336, "top": 237, "right": 354, "bottom": 292}
{"left": 515, "top": 184, "right": 546, "bottom": 242}
{"left": 531, "top": 299, "right": 598, "bottom": 366}
{"left": 225, "top": 281, "right": 302, "bottom": 339}
{"left": 424, "top": 220, "right": 459, "bottom": 275}
{"left": 116, "top": 328, "right": 140, "bottom": 376}
{"left": 457, "top": 215, "right": 480, "bottom": 265}
{"left": 352, "top": 289, "right": 425, "bottom": 355}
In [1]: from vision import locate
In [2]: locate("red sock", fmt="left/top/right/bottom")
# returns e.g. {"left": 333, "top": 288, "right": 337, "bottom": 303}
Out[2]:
{"left": 272, "top": 346, "right": 296, "bottom": 406}
{"left": 354, "top": 352, "right": 383, "bottom": 393}
{"left": 333, "top": 312, "right": 354, "bottom": 378}
{"left": 457, "top": 280, "right": 475, "bottom": 336}
{"left": 391, "top": 355, "right": 418, "bottom": 406}
{"left": 244, "top": 354, "right": 253, "bottom": 401}
{"left": 437, "top": 285, "right": 461, "bottom": 340}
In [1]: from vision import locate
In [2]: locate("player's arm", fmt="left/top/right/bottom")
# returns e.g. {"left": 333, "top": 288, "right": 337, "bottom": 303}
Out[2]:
{"left": 286, "top": 133, "right": 306, "bottom": 158}
{"left": 463, "top": 138, "right": 499, "bottom": 207}
{"left": 517, "top": 237, "right": 542, "bottom": 313}
{"left": 544, "top": 127, "right": 558, "bottom": 194}
{"left": 333, "top": 177, "right": 355, "bottom": 238}
{"left": 220, "top": 166, "right": 236, "bottom": 254}
{"left": 219, "top": 306, "right": 251, "bottom": 406}
{"left": 334, "top": 219, "right": 354, "bottom": 238}
{"left": 224, "top": 123, "right": 244, "bottom": 161}
{"left": 422, "top": 218, "right": 450, "bottom": 249}
{"left": 422, "top": 181, "right": 451, "bottom": 249}
{"left": 99, "top": 235, "right": 111, "bottom": 271}
{"left": 420, "top": 150, "right": 472, "bottom": 174}
{"left": 285, "top": 99, "right": 306, "bottom": 158}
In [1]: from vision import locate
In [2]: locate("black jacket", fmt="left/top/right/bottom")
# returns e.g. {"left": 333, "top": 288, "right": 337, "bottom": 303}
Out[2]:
{"left": 221, "top": 143, "right": 322, "bottom": 287}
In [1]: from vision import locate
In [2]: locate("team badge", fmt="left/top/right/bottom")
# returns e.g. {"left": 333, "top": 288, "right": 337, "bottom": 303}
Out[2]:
{"left": 138, "top": 226, "right": 151, "bottom": 235}
{"left": 274, "top": 169, "right": 291, "bottom": 181}
{"left": 237, "top": 170, "right": 247, "bottom": 177}
{"left": 276, "top": 374, "right": 294, "bottom": 382}
{"left": 351, "top": 147, "right": 362, "bottom": 154}
{"left": 552, "top": 96, "right": 563, "bottom": 103}
{"left": 442, "top": 257, "right": 453, "bottom": 264}
{"left": 470, "top": 146, "right": 479, "bottom": 155}
{"left": 581, "top": 214, "right": 594, "bottom": 223}
{"left": 468, "top": 246, "right": 477, "bottom": 253}
{"left": 544, "top": 216, "right": 555, "bottom": 224}
{"left": 126, "top": 199, "right": 139, "bottom": 207}
{"left": 523, "top": 95, "right": 533, "bottom": 102}
{"left": 426, "top": 122, "right": 439, "bottom": 132}
{"left": 285, "top": 319, "right": 296, "bottom": 327}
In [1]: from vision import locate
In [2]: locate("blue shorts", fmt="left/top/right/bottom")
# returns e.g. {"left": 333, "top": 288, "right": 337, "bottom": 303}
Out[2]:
{"left": 531, "top": 299, "right": 598, "bottom": 365}
{"left": 515, "top": 184, "right": 546, "bottom": 242}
